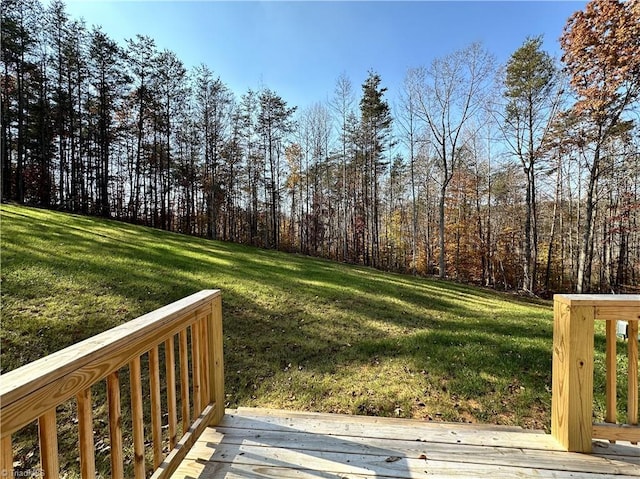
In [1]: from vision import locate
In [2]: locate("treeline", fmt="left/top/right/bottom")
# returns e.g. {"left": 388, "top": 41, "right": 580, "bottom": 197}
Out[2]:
{"left": 2, "top": 0, "right": 639, "bottom": 294}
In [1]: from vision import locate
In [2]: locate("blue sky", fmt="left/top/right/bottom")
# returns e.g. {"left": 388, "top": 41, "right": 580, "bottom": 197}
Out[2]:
{"left": 64, "top": 1, "right": 586, "bottom": 109}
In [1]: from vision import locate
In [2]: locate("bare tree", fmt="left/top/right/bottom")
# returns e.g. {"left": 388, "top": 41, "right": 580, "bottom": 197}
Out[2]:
{"left": 330, "top": 72, "right": 355, "bottom": 261}
{"left": 412, "top": 43, "right": 496, "bottom": 278}
{"left": 397, "top": 69, "right": 426, "bottom": 275}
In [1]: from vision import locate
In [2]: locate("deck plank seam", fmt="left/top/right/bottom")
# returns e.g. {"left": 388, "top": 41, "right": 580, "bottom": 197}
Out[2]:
{"left": 190, "top": 427, "right": 640, "bottom": 476}
{"left": 214, "top": 424, "right": 565, "bottom": 453}
{"left": 187, "top": 452, "right": 640, "bottom": 479}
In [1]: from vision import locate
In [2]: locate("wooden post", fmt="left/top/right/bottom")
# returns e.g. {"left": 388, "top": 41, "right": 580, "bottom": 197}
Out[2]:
{"left": 200, "top": 318, "right": 210, "bottom": 407}
{"left": 129, "top": 356, "right": 145, "bottom": 479}
{"left": 1, "top": 436, "right": 13, "bottom": 478}
{"left": 165, "top": 336, "right": 178, "bottom": 449}
{"left": 149, "top": 346, "right": 163, "bottom": 468}
{"left": 76, "top": 388, "right": 96, "bottom": 479}
{"left": 628, "top": 319, "right": 638, "bottom": 445}
{"left": 191, "top": 322, "right": 202, "bottom": 416}
{"left": 106, "top": 371, "right": 124, "bottom": 479}
{"left": 551, "top": 295, "right": 595, "bottom": 452}
{"left": 210, "top": 295, "right": 225, "bottom": 425}
{"left": 38, "top": 409, "right": 60, "bottom": 478}
{"left": 605, "top": 320, "right": 617, "bottom": 427}
{"left": 179, "top": 328, "right": 190, "bottom": 435}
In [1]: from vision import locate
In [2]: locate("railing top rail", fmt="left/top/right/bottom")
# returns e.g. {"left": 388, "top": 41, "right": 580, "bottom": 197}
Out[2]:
{"left": 554, "top": 294, "right": 640, "bottom": 307}
{"left": 0, "top": 289, "right": 220, "bottom": 429}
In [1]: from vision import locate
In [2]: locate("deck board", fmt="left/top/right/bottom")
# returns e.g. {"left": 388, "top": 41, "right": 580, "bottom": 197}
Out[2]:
{"left": 170, "top": 408, "right": 640, "bottom": 479}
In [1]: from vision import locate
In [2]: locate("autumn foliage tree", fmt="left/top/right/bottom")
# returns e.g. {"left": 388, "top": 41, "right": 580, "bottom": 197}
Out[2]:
{"left": 560, "top": 0, "right": 640, "bottom": 292}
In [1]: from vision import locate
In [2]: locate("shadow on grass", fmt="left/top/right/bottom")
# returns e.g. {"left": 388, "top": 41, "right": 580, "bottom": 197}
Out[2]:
{"left": 2, "top": 205, "right": 556, "bottom": 428}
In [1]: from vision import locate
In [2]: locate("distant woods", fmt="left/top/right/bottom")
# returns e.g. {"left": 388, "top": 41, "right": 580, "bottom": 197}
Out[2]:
{"left": 2, "top": 0, "right": 639, "bottom": 294}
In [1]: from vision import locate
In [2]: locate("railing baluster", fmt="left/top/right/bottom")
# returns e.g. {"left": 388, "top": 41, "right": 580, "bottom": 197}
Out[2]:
{"left": 38, "top": 409, "right": 59, "bottom": 478}
{"left": 200, "top": 317, "right": 210, "bottom": 407}
{"left": 77, "top": 388, "right": 96, "bottom": 478}
{"left": 165, "top": 336, "right": 178, "bottom": 449}
{"left": 149, "top": 345, "right": 163, "bottom": 468}
{"left": 107, "top": 371, "right": 124, "bottom": 479}
{"left": 1, "top": 436, "right": 13, "bottom": 478}
{"left": 192, "top": 321, "right": 202, "bottom": 415}
{"left": 130, "top": 356, "right": 146, "bottom": 479}
{"left": 605, "top": 319, "right": 617, "bottom": 430}
{"left": 179, "top": 328, "right": 190, "bottom": 435}
{"left": 629, "top": 319, "right": 638, "bottom": 445}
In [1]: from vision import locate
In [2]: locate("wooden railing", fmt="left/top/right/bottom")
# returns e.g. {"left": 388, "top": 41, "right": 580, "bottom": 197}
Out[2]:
{"left": 551, "top": 294, "right": 640, "bottom": 452}
{"left": 0, "top": 289, "right": 224, "bottom": 478}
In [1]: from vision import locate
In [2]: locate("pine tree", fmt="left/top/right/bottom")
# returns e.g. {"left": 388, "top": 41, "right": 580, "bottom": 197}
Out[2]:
{"left": 257, "top": 89, "right": 296, "bottom": 249}
{"left": 359, "top": 71, "right": 392, "bottom": 267}
{"left": 154, "top": 49, "right": 187, "bottom": 229}
{"left": 125, "top": 34, "right": 157, "bottom": 222}
{"left": 1, "top": 0, "right": 41, "bottom": 203}
{"left": 89, "top": 27, "right": 129, "bottom": 217}
{"left": 503, "top": 36, "right": 560, "bottom": 293}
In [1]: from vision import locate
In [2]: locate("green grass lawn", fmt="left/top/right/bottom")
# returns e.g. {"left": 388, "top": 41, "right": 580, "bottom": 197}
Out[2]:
{"left": 1, "top": 204, "right": 626, "bottom": 445}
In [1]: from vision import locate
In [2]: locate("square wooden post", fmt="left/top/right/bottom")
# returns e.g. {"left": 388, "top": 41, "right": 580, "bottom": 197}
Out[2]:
{"left": 551, "top": 295, "right": 594, "bottom": 452}
{"left": 209, "top": 294, "right": 225, "bottom": 425}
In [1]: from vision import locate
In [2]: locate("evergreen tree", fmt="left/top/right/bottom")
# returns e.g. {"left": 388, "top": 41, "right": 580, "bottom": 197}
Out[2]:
{"left": 125, "top": 34, "right": 157, "bottom": 222}
{"left": 193, "top": 64, "right": 230, "bottom": 239}
{"left": 503, "top": 36, "right": 560, "bottom": 293}
{"left": 154, "top": 49, "right": 187, "bottom": 229}
{"left": 89, "top": 27, "right": 129, "bottom": 217}
{"left": 359, "top": 71, "right": 392, "bottom": 267}
{"left": 258, "top": 89, "right": 296, "bottom": 249}
{"left": 1, "top": 0, "right": 41, "bottom": 203}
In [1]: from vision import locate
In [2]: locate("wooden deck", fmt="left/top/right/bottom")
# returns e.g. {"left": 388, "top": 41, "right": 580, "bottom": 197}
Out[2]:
{"left": 171, "top": 408, "right": 640, "bottom": 479}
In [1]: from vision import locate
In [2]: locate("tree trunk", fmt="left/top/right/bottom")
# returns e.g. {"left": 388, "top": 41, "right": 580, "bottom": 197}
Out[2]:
{"left": 1, "top": 57, "right": 11, "bottom": 201}
{"left": 438, "top": 183, "right": 446, "bottom": 278}
{"left": 16, "top": 49, "right": 25, "bottom": 203}
{"left": 545, "top": 158, "right": 562, "bottom": 291}
{"left": 523, "top": 166, "right": 532, "bottom": 292}
{"left": 577, "top": 146, "right": 600, "bottom": 293}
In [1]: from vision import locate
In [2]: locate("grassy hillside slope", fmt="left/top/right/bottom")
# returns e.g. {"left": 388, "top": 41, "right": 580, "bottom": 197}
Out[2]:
{"left": 2, "top": 204, "right": 565, "bottom": 431}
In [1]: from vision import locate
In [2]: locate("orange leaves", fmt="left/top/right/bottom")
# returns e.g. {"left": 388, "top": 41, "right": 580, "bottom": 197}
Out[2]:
{"left": 560, "top": 0, "right": 640, "bottom": 120}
